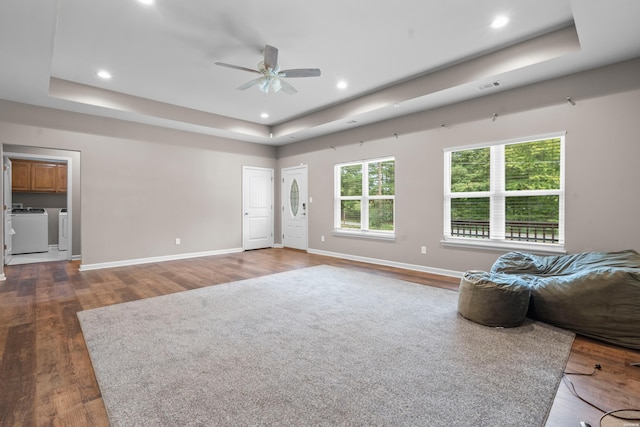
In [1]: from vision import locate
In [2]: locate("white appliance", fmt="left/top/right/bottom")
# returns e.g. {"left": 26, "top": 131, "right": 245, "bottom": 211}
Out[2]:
{"left": 58, "top": 208, "right": 68, "bottom": 251}
{"left": 11, "top": 208, "right": 49, "bottom": 254}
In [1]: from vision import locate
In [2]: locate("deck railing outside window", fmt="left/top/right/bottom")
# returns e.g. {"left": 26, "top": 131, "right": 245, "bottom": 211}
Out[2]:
{"left": 451, "top": 220, "right": 559, "bottom": 243}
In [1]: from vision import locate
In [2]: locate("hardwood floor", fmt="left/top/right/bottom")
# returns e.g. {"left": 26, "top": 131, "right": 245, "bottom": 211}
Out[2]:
{"left": 1, "top": 248, "right": 638, "bottom": 426}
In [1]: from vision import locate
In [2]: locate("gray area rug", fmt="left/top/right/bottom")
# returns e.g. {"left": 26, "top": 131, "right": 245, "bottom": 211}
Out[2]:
{"left": 78, "top": 265, "right": 574, "bottom": 426}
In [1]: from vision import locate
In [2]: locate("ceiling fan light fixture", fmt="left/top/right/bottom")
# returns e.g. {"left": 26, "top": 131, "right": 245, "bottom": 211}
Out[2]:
{"left": 270, "top": 77, "right": 282, "bottom": 93}
{"left": 258, "top": 78, "right": 270, "bottom": 93}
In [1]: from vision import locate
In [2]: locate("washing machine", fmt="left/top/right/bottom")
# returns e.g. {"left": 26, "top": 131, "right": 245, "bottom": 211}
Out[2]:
{"left": 11, "top": 208, "right": 49, "bottom": 254}
{"left": 59, "top": 208, "right": 68, "bottom": 251}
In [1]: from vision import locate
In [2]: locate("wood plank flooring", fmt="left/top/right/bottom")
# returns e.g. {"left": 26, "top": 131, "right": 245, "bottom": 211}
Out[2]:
{"left": 1, "top": 248, "right": 638, "bottom": 426}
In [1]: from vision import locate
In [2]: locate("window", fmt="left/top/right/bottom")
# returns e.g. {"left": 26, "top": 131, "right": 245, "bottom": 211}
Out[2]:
{"left": 334, "top": 157, "right": 395, "bottom": 238}
{"left": 444, "top": 133, "right": 565, "bottom": 251}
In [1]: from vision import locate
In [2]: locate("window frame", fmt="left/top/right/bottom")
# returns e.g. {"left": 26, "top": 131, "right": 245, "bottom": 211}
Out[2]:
{"left": 443, "top": 132, "right": 566, "bottom": 254}
{"left": 334, "top": 156, "right": 396, "bottom": 241}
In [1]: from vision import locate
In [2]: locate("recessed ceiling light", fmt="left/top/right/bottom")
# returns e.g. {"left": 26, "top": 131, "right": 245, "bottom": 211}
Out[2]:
{"left": 138, "top": 0, "right": 154, "bottom": 5}
{"left": 96, "top": 70, "right": 112, "bottom": 80}
{"left": 260, "top": 113, "right": 269, "bottom": 119}
{"left": 490, "top": 15, "right": 510, "bottom": 29}
{"left": 337, "top": 80, "right": 348, "bottom": 90}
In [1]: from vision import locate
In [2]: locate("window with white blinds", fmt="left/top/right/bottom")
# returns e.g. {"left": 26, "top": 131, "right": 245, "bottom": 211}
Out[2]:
{"left": 444, "top": 133, "right": 565, "bottom": 251}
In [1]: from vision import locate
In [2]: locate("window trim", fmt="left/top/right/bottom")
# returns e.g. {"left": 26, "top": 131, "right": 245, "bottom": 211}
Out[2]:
{"left": 334, "top": 156, "right": 396, "bottom": 240}
{"left": 443, "top": 131, "right": 566, "bottom": 253}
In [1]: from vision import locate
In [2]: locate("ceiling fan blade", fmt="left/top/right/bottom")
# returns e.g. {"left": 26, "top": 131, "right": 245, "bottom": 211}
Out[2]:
{"left": 263, "top": 45, "right": 278, "bottom": 70}
{"left": 237, "top": 77, "right": 265, "bottom": 90}
{"left": 279, "top": 68, "right": 321, "bottom": 78}
{"left": 279, "top": 79, "right": 298, "bottom": 95}
{"left": 215, "top": 62, "right": 261, "bottom": 74}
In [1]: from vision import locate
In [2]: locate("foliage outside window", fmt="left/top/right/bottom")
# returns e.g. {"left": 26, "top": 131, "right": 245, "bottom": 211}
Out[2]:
{"left": 444, "top": 133, "right": 564, "bottom": 250}
{"left": 335, "top": 157, "right": 395, "bottom": 237}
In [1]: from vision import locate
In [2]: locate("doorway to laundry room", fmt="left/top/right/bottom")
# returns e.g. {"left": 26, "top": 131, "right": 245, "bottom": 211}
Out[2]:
{"left": 3, "top": 147, "right": 77, "bottom": 266}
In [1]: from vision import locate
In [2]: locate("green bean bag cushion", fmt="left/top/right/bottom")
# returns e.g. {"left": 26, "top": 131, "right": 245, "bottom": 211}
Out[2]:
{"left": 491, "top": 250, "right": 640, "bottom": 349}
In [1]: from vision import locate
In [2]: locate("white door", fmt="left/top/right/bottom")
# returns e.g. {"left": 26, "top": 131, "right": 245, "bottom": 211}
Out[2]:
{"left": 242, "top": 166, "right": 274, "bottom": 250}
{"left": 282, "top": 165, "right": 308, "bottom": 250}
{"left": 3, "top": 157, "right": 12, "bottom": 264}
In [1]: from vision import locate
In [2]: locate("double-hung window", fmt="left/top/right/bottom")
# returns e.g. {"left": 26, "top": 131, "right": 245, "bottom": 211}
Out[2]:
{"left": 334, "top": 157, "right": 395, "bottom": 239}
{"left": 443, "top": 133, "right": 565, "bottom": 252}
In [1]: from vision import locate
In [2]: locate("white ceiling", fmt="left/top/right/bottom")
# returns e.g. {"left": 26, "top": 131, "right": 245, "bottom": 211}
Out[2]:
{"left": 1, "top": 0, "right": 639, "bottom": 146}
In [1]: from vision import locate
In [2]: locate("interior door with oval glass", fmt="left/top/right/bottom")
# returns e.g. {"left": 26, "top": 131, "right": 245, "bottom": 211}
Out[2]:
{"left": 282, "top": 165, "right": 307, "bottom": 250}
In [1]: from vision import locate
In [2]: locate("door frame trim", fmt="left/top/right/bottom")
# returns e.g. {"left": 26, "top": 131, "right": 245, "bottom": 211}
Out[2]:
{"left": 2, "top": 151, "right": 74, "bottom": 273}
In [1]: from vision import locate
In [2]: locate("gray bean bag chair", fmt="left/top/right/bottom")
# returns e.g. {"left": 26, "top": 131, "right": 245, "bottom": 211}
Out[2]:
{"left": 458, "top": 271, "right": 531, "bottom": 327}
{"left": 491, "top": 250, "right": 640, "bottom": 349}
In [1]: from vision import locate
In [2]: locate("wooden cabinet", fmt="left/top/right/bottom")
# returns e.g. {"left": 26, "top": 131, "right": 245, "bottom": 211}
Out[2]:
{"left": 11, "top": 159, "right": 67, "bottom": 193}
{"left": 31, "top": 162, "right": 57, "bottom": 192}
{"left": 56, "top": 164, "right": 67, "bottom": 193}
{"left": 11, "top": 160, "right": 31, "bottom": 191}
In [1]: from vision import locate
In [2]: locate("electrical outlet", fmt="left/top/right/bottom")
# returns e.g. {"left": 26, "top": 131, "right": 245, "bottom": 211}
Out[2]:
{"left": 321, "top": 235, "right": 325, "bottom": 242}
{"left": 421, "top": 246, "right": 427, "bottom": 254}
{"left": 175, "top": 238, "right": 181, "bottom": 245}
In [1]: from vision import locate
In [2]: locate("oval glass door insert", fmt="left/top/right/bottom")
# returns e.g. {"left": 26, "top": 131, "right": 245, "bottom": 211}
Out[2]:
{"left": 290, "top": 179, "right": 299, "bottom": 217}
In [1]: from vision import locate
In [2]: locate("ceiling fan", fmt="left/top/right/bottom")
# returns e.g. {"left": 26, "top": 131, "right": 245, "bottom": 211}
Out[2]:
{"left": 215, "top": 45, "right": 321, "bottom": 95}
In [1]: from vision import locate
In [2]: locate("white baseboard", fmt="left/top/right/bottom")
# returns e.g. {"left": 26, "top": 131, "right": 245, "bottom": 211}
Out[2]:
{"left": 51, "top": 245, "right": 464, "bottom": 279}
{"left": 307, "top": 248, "right": 464, "bottom": 278}
{"left": 79, "top": 248, "right": 244, "bottom": 271}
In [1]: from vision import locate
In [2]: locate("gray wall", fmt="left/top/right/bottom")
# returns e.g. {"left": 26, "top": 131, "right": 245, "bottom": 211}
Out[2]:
{"left": 278, "top": 58, "right": 640, "bottom": 273}
{"left": 0, "top": 57, "right": 638, "bottom": 276}
{"left": 0, "top": 105, "right": 276, "bottom": 266}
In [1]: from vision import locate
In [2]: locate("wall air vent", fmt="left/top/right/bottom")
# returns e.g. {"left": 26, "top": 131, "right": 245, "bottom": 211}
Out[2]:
{"left": 477, "top": 81, "right": 501, "bottom": 91}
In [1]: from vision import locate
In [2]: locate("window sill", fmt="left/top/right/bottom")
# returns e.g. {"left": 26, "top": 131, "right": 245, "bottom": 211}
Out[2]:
{"left": 440, "top": 238, "right": 566, "bottom": 255}
{"left": 333, "top": 229, "right": 396, "bottom": 242}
